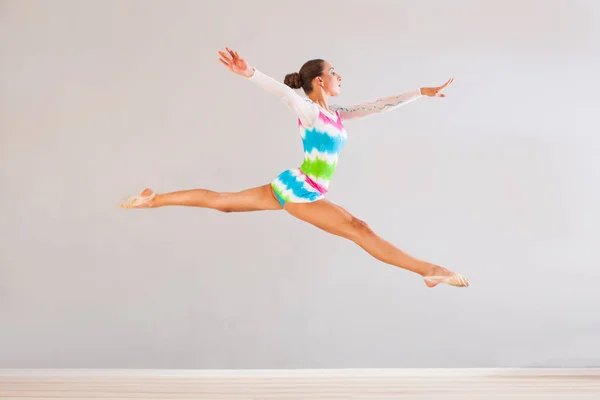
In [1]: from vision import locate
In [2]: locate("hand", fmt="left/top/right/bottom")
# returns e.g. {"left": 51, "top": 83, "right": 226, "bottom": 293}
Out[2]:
{"left": 218, "top": 47, "right": 254, "bottom": 78}
{"left": 420, "top": 78, "right": 454, "bottom": 98}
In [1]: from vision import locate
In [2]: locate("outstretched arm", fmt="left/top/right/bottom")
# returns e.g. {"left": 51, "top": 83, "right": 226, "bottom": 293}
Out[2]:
{"left": 331, "top": 89, "right": 423, "bottom": 121}
{"left": 218, "top": 47, "right": 318, "bottom": 127}
{"left": 331, "top": 78, "right": 455, "bottom": 121}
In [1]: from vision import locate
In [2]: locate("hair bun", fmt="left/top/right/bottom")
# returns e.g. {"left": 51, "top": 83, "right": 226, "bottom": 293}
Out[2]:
{"left": 284, "top": 72, "right": 303, "bottom": 89}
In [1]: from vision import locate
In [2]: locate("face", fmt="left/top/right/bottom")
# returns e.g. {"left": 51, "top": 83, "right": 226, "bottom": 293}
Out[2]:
{"left": 315, "top": 61, "right": 342, "bottom": 96}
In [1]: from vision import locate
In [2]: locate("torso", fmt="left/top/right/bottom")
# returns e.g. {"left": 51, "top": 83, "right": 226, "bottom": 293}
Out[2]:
{"left": 298, "top": 106, "right": 348, "bottom": 191}
{"left": 269, "top": 102, "right": 347, "bottom": 206}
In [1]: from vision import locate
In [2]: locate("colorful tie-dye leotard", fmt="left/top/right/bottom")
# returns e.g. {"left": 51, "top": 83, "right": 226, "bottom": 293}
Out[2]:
{"left": 248, "top": 68, "right": 423, "bottom": 206}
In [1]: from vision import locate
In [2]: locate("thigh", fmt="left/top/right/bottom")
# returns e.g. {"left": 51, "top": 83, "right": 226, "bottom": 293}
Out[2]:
{"left": 219, "top": 184, "right": 283, "bottom": 212}
{"left": 284, "top": 199, "right": 363, "bottom": 239}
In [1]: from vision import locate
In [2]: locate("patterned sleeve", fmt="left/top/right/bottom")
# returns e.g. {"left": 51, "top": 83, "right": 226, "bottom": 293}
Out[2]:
{"left": 331, "top": 89, "right": 423, "bottom": 121}
{"left": 248, "top": 68, "right": 318, "bottom": 127}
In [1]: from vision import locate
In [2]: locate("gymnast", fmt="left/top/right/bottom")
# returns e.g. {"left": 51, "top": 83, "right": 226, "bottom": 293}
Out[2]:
{"left": 119, "top": 47, "right": 468, "bottom": 288}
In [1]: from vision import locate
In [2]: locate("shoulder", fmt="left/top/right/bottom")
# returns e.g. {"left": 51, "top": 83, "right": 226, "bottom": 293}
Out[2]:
{"left": 304, "top": 98, "right": 321, "bottom": 115}
{"left": 304, "top": 98, "right": 317, "bottom": 107}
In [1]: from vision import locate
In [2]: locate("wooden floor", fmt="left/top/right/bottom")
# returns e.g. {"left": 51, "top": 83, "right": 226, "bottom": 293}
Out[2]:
{"left": 1, "top": 368, "right": 600, "bottom": 399}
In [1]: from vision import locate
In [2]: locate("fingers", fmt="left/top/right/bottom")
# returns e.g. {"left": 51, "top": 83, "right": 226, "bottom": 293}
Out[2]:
{"left": 218, "top": 50, "right": 232, "bottom": 62}
{"left": 218, "top": 47, "right": 243, "bottom": 70}
{"left": 226, "top": 47, "right": 240, "bottom": 59}
{"left": 218, "top": 48, "right": 235, "bottom": 70}
{"left": 429, "top": 78, "right": 454, "bottom": 98}
{"left": 225, "top": 46, "right": 241, "bottom": 63}
{"left": 440, "top": 78, "right": 454, "bottom": 90}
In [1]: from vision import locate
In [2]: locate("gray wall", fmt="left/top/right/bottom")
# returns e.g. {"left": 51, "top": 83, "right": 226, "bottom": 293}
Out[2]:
{"left": 1, "top": 0, "right": 599, "bottom": 369}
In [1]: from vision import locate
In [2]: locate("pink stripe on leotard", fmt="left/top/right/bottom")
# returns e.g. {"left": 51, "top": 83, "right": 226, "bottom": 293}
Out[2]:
{"left": 299, "top": 110, "right": 342, "bottom": 130}
{"left": 299, "top": 170, "right": 328, "bottom": 195}
{"left": 318, "top": 110, "right": 343, "bottom": 130}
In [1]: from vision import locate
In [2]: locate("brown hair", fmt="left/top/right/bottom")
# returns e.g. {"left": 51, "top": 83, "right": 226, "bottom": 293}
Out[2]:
{"left": 284, "top": 59, "right": 325, "bottom": 94}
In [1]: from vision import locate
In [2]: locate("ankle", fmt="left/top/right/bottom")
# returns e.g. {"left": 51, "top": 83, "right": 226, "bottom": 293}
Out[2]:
{"left": 421, "top": 263, "right": 438, "bottom": 277}
{"left": 151, "top": 193, "right": 164, "bottom": 207}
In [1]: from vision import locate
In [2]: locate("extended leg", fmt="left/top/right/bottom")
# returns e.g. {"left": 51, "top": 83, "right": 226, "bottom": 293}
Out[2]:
{"left": 284, "top": 199, "right": 468, "bottom": 287}
{"left": 119, "top": 184, "right": 282, "bottom": 212}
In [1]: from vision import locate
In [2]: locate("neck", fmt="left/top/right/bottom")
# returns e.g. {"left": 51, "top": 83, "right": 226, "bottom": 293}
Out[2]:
{"left": 308, "top": 90, "right": 329, "bottom": 111}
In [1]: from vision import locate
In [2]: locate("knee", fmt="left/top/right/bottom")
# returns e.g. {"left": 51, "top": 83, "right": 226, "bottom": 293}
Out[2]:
{"left": 213, "top": 197, "right": 233, "bottom": 213}
{"left": 215, "top": 204, "right": 233, "bottom": 213}
{"left": 347, "top": 217, "right": 374, "bottom": 242}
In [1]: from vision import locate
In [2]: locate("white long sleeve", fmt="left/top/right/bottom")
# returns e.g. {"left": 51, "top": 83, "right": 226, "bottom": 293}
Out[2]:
{"left": 247, "top": 68, "right": 318, "bottom": 127}
{"left": 331, "top": 89, "right": 423, "bottom": 121}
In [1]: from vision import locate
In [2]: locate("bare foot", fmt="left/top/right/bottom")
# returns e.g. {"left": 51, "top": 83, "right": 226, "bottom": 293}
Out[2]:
{"left": 118, "top": 188, "right": 158, "bottom": 209}
{"left": 423, "top": 265, "right": 469, "bottom": 288}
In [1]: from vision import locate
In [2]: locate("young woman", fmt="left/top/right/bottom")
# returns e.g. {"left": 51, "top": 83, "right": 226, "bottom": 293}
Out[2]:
{"left": 119, "top": 47, "right": 469, "bottom": 288}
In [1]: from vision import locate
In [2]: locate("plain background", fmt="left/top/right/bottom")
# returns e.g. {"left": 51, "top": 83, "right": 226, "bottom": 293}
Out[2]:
{"left": 1, "top": 0, "right": 599, "bottom": 369}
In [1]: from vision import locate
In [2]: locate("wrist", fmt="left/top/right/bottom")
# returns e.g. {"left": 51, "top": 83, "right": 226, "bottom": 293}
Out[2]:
{"left": 245, "top": 67, "right": 256, "bottom": 78}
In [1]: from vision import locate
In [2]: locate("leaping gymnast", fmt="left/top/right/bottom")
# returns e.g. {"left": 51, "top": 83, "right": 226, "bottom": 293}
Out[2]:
{"left": 119, "top": 47, "right": 469, "bottom": 288}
